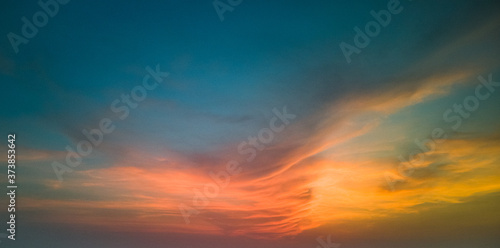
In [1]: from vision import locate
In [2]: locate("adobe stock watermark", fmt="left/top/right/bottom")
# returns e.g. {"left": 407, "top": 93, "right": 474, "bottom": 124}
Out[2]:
{"left": 7, "top": 0, "right": 70, "bottom": 54}
{"left": 51, "top": 65, "right": 169, "bottom": 182}
{"left": 385, "top": 74, "right": 500, "bottom": 191}
{"left": 340, "top": 0, "right": 411, "bottom": 63}
{"left": 213, "top": 0, "right": 242, "bottom": 22}
{"left": 179, "top": 106, "right": 296, "bottom": 224}
{"left": 315, "top": 235, "right": 341, "bottom": 248}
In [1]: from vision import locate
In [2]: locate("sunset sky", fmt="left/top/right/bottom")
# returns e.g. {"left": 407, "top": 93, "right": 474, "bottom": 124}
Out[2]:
{"left": 1, "top": 0, "right": 500, "bottom": 247}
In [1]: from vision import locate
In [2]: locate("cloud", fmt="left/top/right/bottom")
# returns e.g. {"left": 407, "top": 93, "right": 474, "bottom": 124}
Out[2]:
{"left": 10, "top": 2, "right": 500, "bottom": 242}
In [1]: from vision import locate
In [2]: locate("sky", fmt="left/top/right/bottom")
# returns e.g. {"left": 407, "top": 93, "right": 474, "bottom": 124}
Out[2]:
{"left": 1, "top": 0, "right": 500, "bottom": 247}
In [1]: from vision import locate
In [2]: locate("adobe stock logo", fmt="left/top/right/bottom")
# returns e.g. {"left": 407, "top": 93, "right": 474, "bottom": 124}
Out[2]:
{"left": 51, "top": 65, "right": 169, "bottom": 182}
{"left": 315, "top": 235, "right": 341, "bottom": 248}
{"left": 385, "top": 74, "right": 500, "bottom": 191}
{"left": 179, "top": 106, "right": 296, "bottom": 224}
{"left": 339, "top": 0, "right": 410, "bottom": 63}
{"left": 213, "top": 0, "right": 242, "bottom": 21}
{"left": 7, "top": 0, "right": 70, "bottom": 54}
